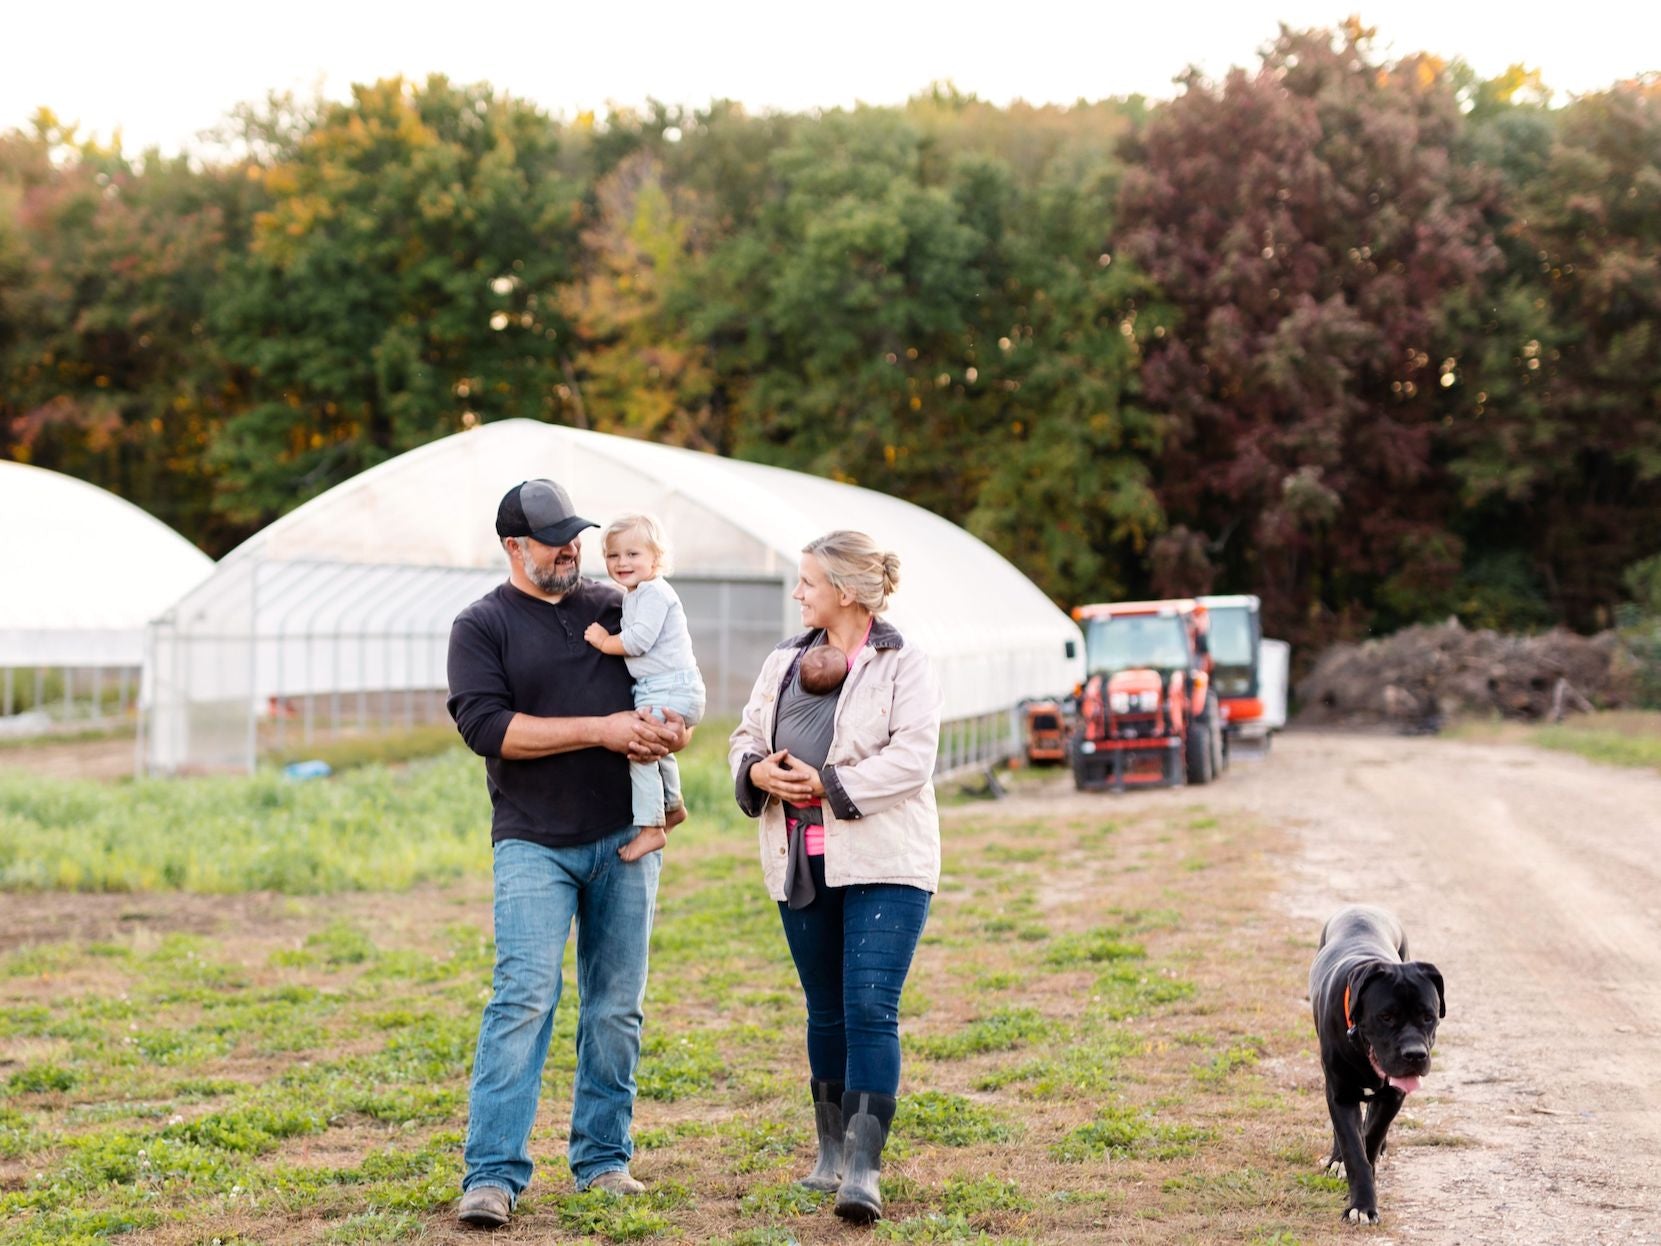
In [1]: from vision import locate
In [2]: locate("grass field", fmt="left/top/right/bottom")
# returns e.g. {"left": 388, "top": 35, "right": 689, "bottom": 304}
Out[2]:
{"left": 0, "top": 728, "right": 1377, "bottom": 1244}
{"left": 1454, "top": 708, "right": 1661, "bottom": 773}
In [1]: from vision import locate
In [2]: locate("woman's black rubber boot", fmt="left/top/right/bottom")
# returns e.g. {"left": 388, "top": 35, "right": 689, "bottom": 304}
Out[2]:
{"left": 799, "top": 1079, "right": 844, "bottom": 1192}
{"left": 833, "top": 1091, "right": 895, "bottom": 1223}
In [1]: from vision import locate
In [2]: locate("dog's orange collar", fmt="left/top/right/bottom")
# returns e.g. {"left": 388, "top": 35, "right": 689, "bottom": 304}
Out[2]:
{"left": 1344, "top": 984, "right": 1355, "bottom": 1030}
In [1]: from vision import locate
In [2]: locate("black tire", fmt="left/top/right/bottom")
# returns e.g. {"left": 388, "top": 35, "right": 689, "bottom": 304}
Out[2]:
{"left": 1072, "top": 746, "right": 1094, "bottom": 791}
{"left": 1209, "top": 697, "right": 1227, "bottom": 775}
{"left": 1186, "top": 720, "right": 1215, "bottom": 785}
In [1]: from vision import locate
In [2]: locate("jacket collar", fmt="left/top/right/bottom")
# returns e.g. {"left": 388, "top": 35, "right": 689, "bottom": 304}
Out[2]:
{"left": 775, "top": 618, "right": 904, "bottom": 652}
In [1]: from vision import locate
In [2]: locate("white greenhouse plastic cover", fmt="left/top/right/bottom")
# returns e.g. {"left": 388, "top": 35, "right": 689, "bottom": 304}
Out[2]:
{"left": 145, "top": 420, "right": 1083, "bottom": 770}
{"left": 0, "top": 460, "right": 212, "bottom": 666}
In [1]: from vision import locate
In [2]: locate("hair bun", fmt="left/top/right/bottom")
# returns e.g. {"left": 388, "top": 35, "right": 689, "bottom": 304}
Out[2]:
{"left": 881, "top": 551, "right": 901, "bottom": 594}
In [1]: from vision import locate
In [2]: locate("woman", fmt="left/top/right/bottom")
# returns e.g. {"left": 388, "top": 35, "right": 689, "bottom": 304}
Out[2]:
{"left": 729, "top": 530, "right": 942, "bottom": 1224}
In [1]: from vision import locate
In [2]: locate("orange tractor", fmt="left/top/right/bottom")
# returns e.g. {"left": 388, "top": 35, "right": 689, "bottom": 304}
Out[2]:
{"left": 1067, "top": 599, "right": 1227, "bottom": 791}
{"left": 1020, "top": 700, "right": 1068, "bottom": 765}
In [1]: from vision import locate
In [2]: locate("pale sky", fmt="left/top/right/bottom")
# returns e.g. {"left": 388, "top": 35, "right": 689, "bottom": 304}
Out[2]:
{"left": 5, "top": 0, "right": 1655, "bottom": 156}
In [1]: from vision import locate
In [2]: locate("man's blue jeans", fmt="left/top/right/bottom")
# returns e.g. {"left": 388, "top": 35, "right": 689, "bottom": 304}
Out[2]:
{"left": 462, "top": 830, "right": 660, "bottom": 1199}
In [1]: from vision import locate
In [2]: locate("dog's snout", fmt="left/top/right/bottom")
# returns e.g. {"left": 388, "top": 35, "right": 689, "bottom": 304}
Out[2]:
{"left": 1400, "top": 1044, "right": 1429, "bottom": 1067}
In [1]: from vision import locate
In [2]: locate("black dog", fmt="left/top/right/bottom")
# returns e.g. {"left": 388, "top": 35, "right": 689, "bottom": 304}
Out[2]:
{"left": 1309, "top": 905, "right": 1445, "bottom": 1224}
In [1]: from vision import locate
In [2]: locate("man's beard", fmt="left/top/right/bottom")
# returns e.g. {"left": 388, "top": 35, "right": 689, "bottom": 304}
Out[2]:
{"left": 525, "top": 556, "right": 581, "bottom": 596}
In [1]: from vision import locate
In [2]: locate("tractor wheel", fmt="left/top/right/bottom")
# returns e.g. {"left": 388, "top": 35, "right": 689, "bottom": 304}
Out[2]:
{"left": 1071, "top": 747, "right": 1096, "bottom": 792}
{"left": 1185, "top": 720, "right": 1215, "bottom": 786}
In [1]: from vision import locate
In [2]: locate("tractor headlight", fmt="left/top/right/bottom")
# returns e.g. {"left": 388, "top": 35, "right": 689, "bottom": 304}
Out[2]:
{"left": 1109, "top": 691, "right": 1131, "bottom": 714}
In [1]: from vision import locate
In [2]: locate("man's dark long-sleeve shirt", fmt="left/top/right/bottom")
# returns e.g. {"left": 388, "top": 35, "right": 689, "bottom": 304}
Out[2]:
{"left": 447, "top": 580, "right": 636, "bottom": 846}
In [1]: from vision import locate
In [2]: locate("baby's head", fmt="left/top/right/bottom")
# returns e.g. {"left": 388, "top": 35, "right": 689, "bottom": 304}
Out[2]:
{"left": 799, "top": 644, "right": 847, "bottom": 695}
{"left": 601, "top": 514, "right": 671, "bottom": 588}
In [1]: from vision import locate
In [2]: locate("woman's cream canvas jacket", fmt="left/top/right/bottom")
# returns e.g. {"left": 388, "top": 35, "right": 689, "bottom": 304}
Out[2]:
{"left": 729, "top": 619, "right": 943, "bottom": 899}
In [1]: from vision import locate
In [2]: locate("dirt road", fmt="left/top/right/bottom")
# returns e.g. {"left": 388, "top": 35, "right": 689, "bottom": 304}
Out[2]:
{"left": 1211, "top": 731, "right": 1661, "bottom": 1244}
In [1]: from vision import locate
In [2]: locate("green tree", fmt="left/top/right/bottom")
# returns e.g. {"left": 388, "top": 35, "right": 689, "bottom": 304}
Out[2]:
{"left": 208, "top": 76, "right": 583, "bottom": 523}
{"left": 689, "top": 99, "right": 1154, "bottom": 605}
{"left": 559, "top": 151, "right": 716, "bottom": 447}
{"left": 1447, "top": 79, "right": 1661, "bottom": 628}
{"left": 0, "top": 112, "right": 254, "bottom": 551}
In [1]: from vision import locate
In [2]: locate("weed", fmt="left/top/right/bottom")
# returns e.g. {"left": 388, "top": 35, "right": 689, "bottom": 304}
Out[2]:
{"left": 1195, "top": 1036, "right": 1267, "bottom": 1083}
{"left": 1295, "top": 1172, "right": 1348, "bottom": 1194}
{"left": 1043, "top": 928, "right": 1147, "bottom": 967}
{"left": 711, "top": 1230, "right": 801, "bottom": 1246}
{"left": 322, "top": 1210, "right": 425, "bottom": 1242}
{"left": 896, "top": 1092, "right": 1018, "bottom": 1147}
{"left": 939, "top": 1174, "right": 1033, "bottom": 1215}
{"left": 973, "top": 1026, "right": 1141, "bottom": 1097}
{"left": 909, "top": 1008, "right": 1050, "bottom": 1060}
{"left": 972, "top": 971, "right": 1022, "bottom": 991}
{"left": 875, "top": 1213, "right": 1029, "bottom": 1243}
{"left": 983, "top": 843, "right": 1046, "bottom": 864}
{"left": 7, "top": 1063, "right": 76, "bottom": 1093}
{"left": 0, "top": 1106, "right": 41, "bottom": 1159}
{"left": 1052, "top": 1106, "right": 1210, "bottom": 1161}
{"left": 1093, "top": 963, "right": 1196, "bottom": 1019}
{"left": 170, "top": 1101, "right": 329, "bottom": 1153}
{"left": 635, "top": 1120, "right": 716, "bottom": 1150}
{"left": 724, "top": 1118, "right": 803, "bottom": 1174}
{"left": 1159, "top": 1167, "right": 1284, "bottom": 1212}
{"left": 637, "top": 1029, "right": 724, "bottom": 1101}
{"left": 307, "top": 922, "right": 379, "bottom": 965}
{"left": 738, "top": 1180, "right": 829, "bottom": 1217}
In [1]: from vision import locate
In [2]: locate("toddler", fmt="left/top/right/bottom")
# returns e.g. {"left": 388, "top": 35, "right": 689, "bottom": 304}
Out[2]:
{"left": 584, "top": 514, "right": 707, "bottom": 861}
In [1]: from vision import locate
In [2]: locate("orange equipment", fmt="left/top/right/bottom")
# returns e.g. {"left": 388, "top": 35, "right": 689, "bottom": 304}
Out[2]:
{"left": 1067, "top": 599, "right": 1226, "bottom": 791}
{"left": 1021, "top": 700, "right": 1067, "bottom": 765}
{"left": 1197, "top": 594, "right": 1288, "bottom": 754}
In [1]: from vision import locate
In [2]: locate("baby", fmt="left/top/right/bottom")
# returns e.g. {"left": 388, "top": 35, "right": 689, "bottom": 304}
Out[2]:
{"left": 583, "top": 514, "right": 707, "bottom": 861}
{"left": 798, "top": 644, "right": 848, "bottom": 695}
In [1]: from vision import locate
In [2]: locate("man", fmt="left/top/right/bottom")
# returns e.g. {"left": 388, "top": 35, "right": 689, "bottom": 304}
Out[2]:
{"left": 446, "top": 478, "right": 688, "bottom": 1228}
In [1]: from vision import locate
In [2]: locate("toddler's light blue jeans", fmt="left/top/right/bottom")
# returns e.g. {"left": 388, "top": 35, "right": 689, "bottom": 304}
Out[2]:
{"left": 630, "top": 668, "right": 706, "bottom": 826}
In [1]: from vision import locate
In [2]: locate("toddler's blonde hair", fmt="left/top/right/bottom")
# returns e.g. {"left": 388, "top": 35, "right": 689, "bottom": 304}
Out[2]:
{"left": 603, "top": 513, "right": 673, "bottom": 575}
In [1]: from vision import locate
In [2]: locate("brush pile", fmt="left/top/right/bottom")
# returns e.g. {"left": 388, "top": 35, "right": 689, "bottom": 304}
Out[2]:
{"left": 1295, "top": 620, "right": 1637, "bottom": 729}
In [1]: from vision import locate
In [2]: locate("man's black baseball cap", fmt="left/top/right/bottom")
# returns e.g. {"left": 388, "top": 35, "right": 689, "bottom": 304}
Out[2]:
{"left": 495, "top": 479, "right": 598, "bottom": 547}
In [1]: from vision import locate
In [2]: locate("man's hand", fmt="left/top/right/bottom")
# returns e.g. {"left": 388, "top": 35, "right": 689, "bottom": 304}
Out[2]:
{"left": 595, "top": 710, "right": 678, "bottom": 759}
{"left": 583, "top": 622, "right": 610, "bottom": 650}
{"left": 627, "top": 707, "right": 690, "bottom": 761}
{"left": 500, "top": 709, "right": 689, "bottom": 761}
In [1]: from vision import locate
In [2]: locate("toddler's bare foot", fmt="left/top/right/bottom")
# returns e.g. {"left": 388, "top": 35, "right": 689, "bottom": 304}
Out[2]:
{"left": 665, "top": 805, "right": 688, "bottom": 832}
{"left": 619, "top": 826, "right": 668, "bottom": 861}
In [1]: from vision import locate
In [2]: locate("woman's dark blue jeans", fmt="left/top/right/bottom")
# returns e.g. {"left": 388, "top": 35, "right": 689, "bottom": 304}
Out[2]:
{"left": 777, "top": 853, "right": 931, "bottom": 1094}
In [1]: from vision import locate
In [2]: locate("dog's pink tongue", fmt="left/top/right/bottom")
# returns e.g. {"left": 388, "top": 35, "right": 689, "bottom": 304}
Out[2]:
{"left": 1368, "top": 1051, "right": 1423, "bottom": 1094}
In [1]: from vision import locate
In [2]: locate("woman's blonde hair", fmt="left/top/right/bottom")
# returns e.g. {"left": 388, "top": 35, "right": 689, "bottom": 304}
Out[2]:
{"left": 603, "top": 513, "right": 673, "bottom": 575}
{"left": 802, "top": 530, "right": 900, "bottom": 614}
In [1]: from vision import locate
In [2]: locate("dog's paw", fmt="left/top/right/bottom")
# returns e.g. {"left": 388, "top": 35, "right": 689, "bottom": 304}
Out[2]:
{"left": 1324, "top": 1157, "right": 1346, "bottom": 1178}
{"left": 1342, "top": 1206, "right": 1381, "bottom": 1226}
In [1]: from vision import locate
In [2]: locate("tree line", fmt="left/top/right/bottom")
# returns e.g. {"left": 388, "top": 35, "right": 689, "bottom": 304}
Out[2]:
{"left": 2, "top": 22, "right": 1657, "bottom": 649}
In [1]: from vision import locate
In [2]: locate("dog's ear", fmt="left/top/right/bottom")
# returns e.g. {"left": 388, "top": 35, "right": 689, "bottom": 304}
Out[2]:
{"left": 1343, "top": 960, "right": 1391, "bottom": 1031}
{"left": 1414, "top": 961, "right": 1446, "bottom": 1018}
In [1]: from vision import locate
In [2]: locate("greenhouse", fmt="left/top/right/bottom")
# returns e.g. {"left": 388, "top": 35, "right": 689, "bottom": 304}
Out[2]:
{"left": 0, "top": 460, "right": 212, "bottom": 732}
{"left": 141, "top": 419, "right": 1083, "bottom": 774}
